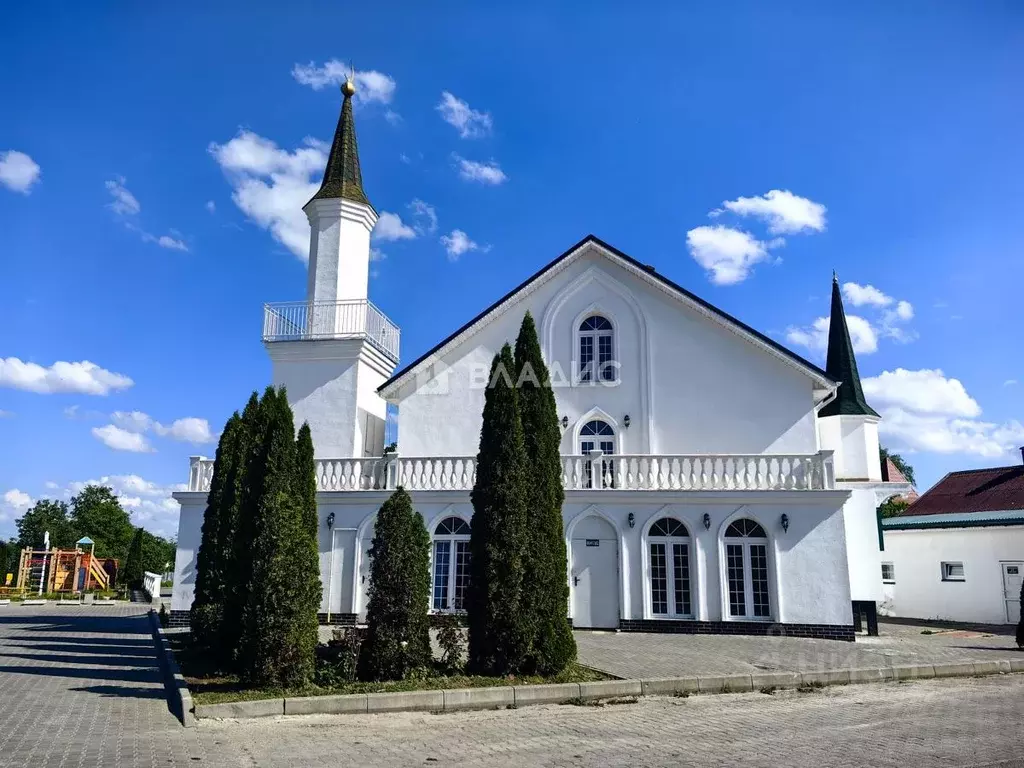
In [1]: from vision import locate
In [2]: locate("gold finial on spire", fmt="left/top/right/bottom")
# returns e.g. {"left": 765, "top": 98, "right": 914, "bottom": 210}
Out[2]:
{"left": 341, "top": 63, "right": 356, "bottom": 97}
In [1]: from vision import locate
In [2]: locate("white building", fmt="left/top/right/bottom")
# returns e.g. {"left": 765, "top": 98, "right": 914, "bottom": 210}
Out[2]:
{"left": 171, "top": 78, "right": 909, "bottom": 640}
{"left": 880, "top": 456, "right": 1024, "bottom": 625}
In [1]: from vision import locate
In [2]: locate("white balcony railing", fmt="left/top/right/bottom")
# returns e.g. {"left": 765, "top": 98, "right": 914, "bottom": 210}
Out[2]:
{"left": 262, "top": 299, "right": 400, "bottom": 361}
{"left": 187, "top": 451, "right": 835, "bottom": 493}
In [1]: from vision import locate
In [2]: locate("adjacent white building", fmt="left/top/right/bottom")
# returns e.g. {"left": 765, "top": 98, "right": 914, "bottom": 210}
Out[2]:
{"left": 881, "top": 456, "right": 1024, "bottom": 625}
{"left": 171, "top": 77, "right": 909, "bottom": 640}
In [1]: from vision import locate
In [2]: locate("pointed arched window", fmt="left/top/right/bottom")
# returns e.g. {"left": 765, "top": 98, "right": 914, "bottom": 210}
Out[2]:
{"left": 579, "top": 316, "right": 616, "bottom": 383}
{"left": 647, "top": 518, "right": 693, "bottom": 618}
{"left": 724, "top": 518, "right": 771, "bottom": 619}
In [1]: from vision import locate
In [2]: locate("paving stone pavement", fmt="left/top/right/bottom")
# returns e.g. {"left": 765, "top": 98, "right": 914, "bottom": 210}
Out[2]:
{"left": 3, "top": 605, "right": 1024, "bottom": 767}
{"left": 574, "top": 620, "right": 1024, "bottom": 679}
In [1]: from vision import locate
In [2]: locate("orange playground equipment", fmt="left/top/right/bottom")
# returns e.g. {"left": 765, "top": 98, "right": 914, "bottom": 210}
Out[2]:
{"left": 17, "top": 543, "right": 115, "bottom": 594}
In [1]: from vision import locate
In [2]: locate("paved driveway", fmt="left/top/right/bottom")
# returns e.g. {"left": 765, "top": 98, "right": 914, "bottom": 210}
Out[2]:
{"left": 575, "top": 620, "right": 1023, "bottom": 679}
{"left": 1, "top": 606, "right": 1023, "bottom": 767}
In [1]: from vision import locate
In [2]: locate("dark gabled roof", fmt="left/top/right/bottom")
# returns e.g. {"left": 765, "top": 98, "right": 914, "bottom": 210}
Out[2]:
{"left": 818, "top": 274, "right": 880, "bottom": 418}
{"left": 378, "top": 234, "right": 835, "bottom": 394}
{"left": 898, "top": 462, "right": 1024, "bottom": 517}
{"left": 308, "top": 81, "right": 372, "bottom": 209}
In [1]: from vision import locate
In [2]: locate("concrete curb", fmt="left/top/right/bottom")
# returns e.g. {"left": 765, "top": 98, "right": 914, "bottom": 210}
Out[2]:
{"left": 192, "top": 658, "right": 1024, "bottom": 721}
{"left": 147, "top": 609, "right": 196, "bottom": 727}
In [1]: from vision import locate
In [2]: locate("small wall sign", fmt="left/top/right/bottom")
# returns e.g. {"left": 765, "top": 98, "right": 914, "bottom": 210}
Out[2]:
{"left": 585, "top": 539, "right": 600, "bottom": 547}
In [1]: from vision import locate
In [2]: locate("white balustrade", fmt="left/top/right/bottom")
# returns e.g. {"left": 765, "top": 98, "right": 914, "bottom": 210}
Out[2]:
{"left": 262, "top": 299, "right": 400, "bottom": 361}
{"left": 186, "top": 451, "right": 835, "bottom": 493}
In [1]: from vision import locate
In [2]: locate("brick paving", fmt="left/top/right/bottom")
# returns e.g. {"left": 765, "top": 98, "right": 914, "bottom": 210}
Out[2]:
{"left": 1, "top": 605, "right": 1023, "bottom": 767}
{"left": 575, "top": 620, "right": 1023, "bottom": 679}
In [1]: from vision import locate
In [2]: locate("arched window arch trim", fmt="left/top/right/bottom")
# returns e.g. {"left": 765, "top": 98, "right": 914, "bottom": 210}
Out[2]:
{"left": 429, "top": 510, "right": 472, "bottom": 613}
{"left": 575, "top": 309, "right": 617, "bottom": 384}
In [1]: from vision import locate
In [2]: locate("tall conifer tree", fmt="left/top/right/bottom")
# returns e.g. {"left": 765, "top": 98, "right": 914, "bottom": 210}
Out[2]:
{"left": 122, "top": 526, "right": 144, "bottom": 590}
{"left": 358, "top": 487, "right": 432, "bottom": 681}
{"left": 238, "top": 388, "right": 320, "bottom": 687}
{"left": 467, "top": 344, "right": 533, "bottom": 675}
{"left": 514, "top": 313, "right": 577, "bottom": 673}
{"left": 190, "top": 412, "right": 242, "bottom": 650}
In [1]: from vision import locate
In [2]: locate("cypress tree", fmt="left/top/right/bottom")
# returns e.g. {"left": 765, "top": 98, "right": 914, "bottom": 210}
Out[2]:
{"left": 294, "top": 423, "right": 318, "bottom": 535}
{"left": 514, "top": 313, "right": 577, "bottom": 674}
{"left": 358, "top": 487, "right": 432, "bottom": 681}
{"left": 237, "top": 387, "right": 320, "bottom": 687}
{"left": 221, "top": 391, "right": 265, "bottom": 661}
{"left": 466, "top": 344, "right": 533, "bottom": 676}
{"left": 122, "top": 527, "right": 144, "bottom": 590}
{"left": 190, "top": 412, "right": 242, "bottom": 650}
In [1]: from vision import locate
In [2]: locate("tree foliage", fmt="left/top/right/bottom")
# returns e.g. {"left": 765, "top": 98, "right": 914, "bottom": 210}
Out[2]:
{"left": 236, "top": 387, "right": 321, "bottom": 688}
{"left": 358, "top": 487, "right": 432, "bottom": 681}
{"left": 122, "top": 527, "right": 144, "bottom": 589}
{"left": 191, "top": 412, "right": 243, "bottom": 650}
{"left": 878, "top": 497, "right": 910, "bottom": 519}
{"left": 16, "top": 500, "right": 76, "bottom": 550}
{"left": 880, "top": 447, "right": 916, "bottom": 487}
{"left": 514, "top": 312, "right": 576, "bottom": 674}
{"left": 70, "top": 486, "right": 135, "bottom": 560}
{"left": 467, "top": 344, "right": 533, "bottom": 676}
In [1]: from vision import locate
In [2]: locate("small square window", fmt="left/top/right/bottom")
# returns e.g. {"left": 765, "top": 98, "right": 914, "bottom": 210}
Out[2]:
{"left": 881, "top": 562, "right": 895, "bottom": 583}
{"left": 941, "top": 562, "right": 965, "bottom": 582}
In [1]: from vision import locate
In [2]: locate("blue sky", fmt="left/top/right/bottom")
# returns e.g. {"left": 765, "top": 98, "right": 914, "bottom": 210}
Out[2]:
{"left": 1, "top": 2, "right": 1022, "bottom": 538}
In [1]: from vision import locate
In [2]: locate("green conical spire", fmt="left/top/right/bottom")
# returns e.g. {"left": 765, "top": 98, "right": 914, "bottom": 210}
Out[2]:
{"left": 308, "top": 78, "right": 372, "bottom": 209}
{"left": 819, "top": 273, "right": 879, "bottom": 418}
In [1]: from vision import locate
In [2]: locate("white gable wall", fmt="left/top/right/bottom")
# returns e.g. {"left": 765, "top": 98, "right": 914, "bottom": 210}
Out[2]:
{"left": 393, "top": 247, "right": 819, "bottom": 458}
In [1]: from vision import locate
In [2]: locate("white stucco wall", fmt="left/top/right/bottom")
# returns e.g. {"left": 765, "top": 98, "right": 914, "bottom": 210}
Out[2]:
{"left": 882, "top": 525, "right": 1024, "bottom": 624}
{"left": 172, "top": 488, "right": 854, "bottom": 629}
{"left": 267, "top": 339, "right": 395, "bottom": 459}
{"left": 393, "top": 247, "right": 821, "bottom": 459}
{"left": 841, "top": 488, "right": 885, "bottom": 603}
{"left": 305, "top": 198, "right": 375, "bottom": 304}
{"left": 818, "top": 416, "right": 881, "bottom": 482}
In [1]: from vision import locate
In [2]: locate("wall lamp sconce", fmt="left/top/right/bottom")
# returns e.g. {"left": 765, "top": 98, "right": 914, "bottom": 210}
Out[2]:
{"left": 623, "top": 414, "right": 631, "bottom": 429}
{"left": 561, "top": 415, "right": 569, "bottom": 429}
{"left": 780, "top": 513, "right": 789, "bottom": 533}
{"left": 628, "top": 512, "right": 636, "bottom": 529}
{"left": 702, "top": 512, "right": 711, "bottom": 531}
{"left": 326, "top": 512, "right": 335, "bottom": 530}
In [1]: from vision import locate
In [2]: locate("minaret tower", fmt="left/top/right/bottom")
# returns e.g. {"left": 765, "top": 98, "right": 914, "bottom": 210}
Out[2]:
{"left": 263, "top": 76, "right": 399, "bottom": 458}
{"left": 816, "top": 273, "right": 882, "bottom": 481}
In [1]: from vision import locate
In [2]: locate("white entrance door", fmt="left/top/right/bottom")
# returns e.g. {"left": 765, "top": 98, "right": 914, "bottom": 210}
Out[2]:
{"left": 1003, "top": 562, "right": 1022, "bottom": 624}
{"left": 570, "top": 516, "right": 619, "bottom": 629}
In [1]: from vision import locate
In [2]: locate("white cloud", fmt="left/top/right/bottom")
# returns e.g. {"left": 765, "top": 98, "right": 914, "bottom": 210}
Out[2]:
{"left": 3, "top": 489, "right": 33, "bottom": 512}
{"left": 291, "top": 60, "right": 396, "bottom": 104}
{"left": 105, "top": 176, "right": 141, "bottom": 216}
{"left": 0, "top": 150, "right": 41, "bottom": 193}
{"left": 153, "top": 417, "right": 214, "bottom": 444}
{"left": 864, "top": 368, "right": 1024, "bottom": 458}
{"left": 685, "top": 225, "right": 773, "bottom": 285}
{"left": 842, "top": 282, "right": 892, "bottom": 308}
{"left": 440, "top": 229, "right": 481, "bottom": 261}
{"left": 209, "top": 131, "right": 327, "bottom": 261}
{"left": 370, "top": 248, "right": 386, "bottom": 263}
{"left": 205, "top": 200, "right": 216, "bottom": 213}
{"left": 453, "top": 155, "right": 507, "bottom": 185}
{"left": 1005, "top": 379, "right": 1018, "bottom": 387}
{"left": 0, "top": 410, "right": 12, "bottom": 418}
{"left": 111, "top": 410, "right": 214, "bottom": 444}
{"left": 786, "top": 314, "right": 878, "bottom": 356}
{"left": 715, "top": 189, "right": 826, "bottom": 235}
{"left": 372, "top": 211, "right": 417, "bottom": 242}
{"left": 436, "top": 92, "right": 493, "bottom": 138}
{"left": 408, "top": 199, "right": 437, "bottom": 235}
{"left": 0, "top": 358, "right": 133, "bottom": 396}
{"left": 92, "top": 424, "right": 154, "bottom": 453}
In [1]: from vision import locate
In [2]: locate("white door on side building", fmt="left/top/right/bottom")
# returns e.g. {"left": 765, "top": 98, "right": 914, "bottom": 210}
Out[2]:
{"left": 570, "top": 517, "right": 619, "bottom": 629}
{"left": 1002, "top": 562, "right": 1022, "bottom": 624}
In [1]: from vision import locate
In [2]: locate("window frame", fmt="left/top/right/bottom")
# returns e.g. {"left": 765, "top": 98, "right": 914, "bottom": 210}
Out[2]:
{"left": 646, "top": 517, "right": 694, "bottom": 619}
{"left": 940, "top": 561, "right": 965, "bottom": 582}
{"left": 722, "top": 518, "right": 773, "bottom": 621}
{"left": 431, "top": 516, "right": 472, "bottom": 612}
{"left": 576, "top": 315, "right": 617, "bottom": 384}
{"left": 579, "top": 419, "right": 616, "bottom": 489}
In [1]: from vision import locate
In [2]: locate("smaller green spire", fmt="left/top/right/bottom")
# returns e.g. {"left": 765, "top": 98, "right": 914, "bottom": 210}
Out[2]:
{"left": 819, "top": 272, "right": 880, "bottom": 418}
{"left": 308, "top": 78, "right": 372, "bottom": 209}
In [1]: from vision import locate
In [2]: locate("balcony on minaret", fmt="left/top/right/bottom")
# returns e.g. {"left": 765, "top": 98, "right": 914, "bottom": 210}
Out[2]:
{"left": 262, "top": 299, "right": 400, "bottom": 362}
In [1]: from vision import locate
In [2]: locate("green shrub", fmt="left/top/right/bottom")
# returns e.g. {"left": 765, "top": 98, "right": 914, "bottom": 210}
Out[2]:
{"left": 435, "top": 613, "right": 467, "bottom": 673}
{"left": 315, "top": 627, "right": 363, "bottom": 686}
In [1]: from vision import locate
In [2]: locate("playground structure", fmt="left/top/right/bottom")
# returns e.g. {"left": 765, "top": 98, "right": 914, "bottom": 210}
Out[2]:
{"left": 15, "top": 539, "right": 117, "bottom": 595}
